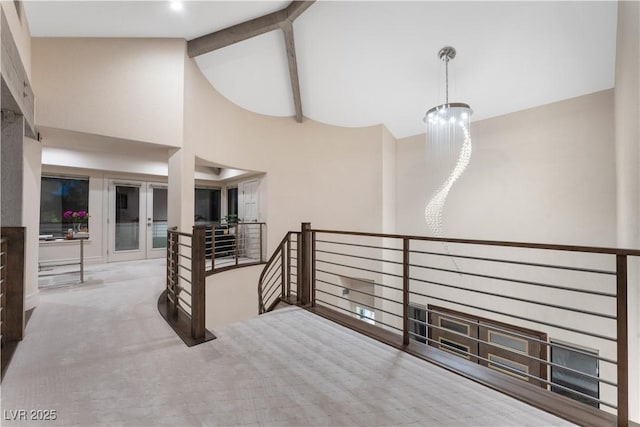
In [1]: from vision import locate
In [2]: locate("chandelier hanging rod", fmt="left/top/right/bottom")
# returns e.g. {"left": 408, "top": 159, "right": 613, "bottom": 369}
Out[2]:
{"left": 423, "top": 46, "right": 471, "bottom": 120}
{"left": 439, "top": 46, "right": 456, "bottom": 105}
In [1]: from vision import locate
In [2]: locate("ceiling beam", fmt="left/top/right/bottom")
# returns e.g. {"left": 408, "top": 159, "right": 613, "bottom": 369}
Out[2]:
{"left": 285, "top": 1, "right": 316, "bottom": 22}
{"left": 187, "top": 1, "right": 315, "bottom": 58}
{"left": 187, "top": 1, "right": 315, "bottom": 123}
{"left": 281, "top": 21, "right": 303, "bottom": 123}
{"left": 188, "top": 10, "right": 286, "bottom": 58}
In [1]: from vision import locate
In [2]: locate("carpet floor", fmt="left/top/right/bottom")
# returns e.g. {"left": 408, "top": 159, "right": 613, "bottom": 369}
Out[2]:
{"left": 3, "top": 258, "right": 573, "bottom": 426}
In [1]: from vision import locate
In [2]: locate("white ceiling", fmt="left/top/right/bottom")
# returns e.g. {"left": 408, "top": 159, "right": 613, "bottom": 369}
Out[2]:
{"left": 24, "top": 1, "right": 618, "bottom": 139}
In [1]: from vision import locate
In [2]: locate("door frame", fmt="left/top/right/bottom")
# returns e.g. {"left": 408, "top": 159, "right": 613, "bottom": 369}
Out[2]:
{"left": 107, "top": 179, "right": 167, "bottom": 262}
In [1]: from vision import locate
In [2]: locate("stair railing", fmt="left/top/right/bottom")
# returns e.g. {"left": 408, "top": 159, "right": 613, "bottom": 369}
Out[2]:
{"left": 258, "top": 231, "right": 300, "bottom": 314}
{"left": 161, "top": 222, "right": 267, "bottom": 345}
{"left": 163, "top": 227, "right": 206, "bottom": 343}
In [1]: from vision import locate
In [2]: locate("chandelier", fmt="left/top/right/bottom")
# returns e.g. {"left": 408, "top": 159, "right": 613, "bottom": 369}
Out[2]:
{"left": 424, "top": 46, "right": 472, "bottom": 238}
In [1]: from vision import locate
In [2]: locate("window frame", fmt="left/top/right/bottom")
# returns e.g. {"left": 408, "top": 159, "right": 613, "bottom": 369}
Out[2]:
{"left": 550, "top": 340, "right": 600, "bottom": 408}
{"left": 39, "top": 175, "right": 90, "bottom": 238}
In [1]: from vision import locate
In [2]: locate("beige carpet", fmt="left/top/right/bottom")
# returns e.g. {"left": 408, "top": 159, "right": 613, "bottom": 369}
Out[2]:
{"left": 2, "top": 258, "right": 573, "bottom": 426}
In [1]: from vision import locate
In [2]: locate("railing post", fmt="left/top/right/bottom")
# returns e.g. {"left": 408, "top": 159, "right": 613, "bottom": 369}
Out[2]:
{"left": 616, "top": 254, "right": 628, "bottom": 427}
{"left": 191, "top": 226, "right": 206, "bottom": 340}
{"left": 403, "top": 237, "right": 410, "bottom": 346}
{"left": 260, "top": 223, "right": 264, "bottom": 263}
{"left": 286, "top": 234, "right": 291, "bottom": 298}
{"left": 235, "top": 223, "right": 239, "bottom": 266}
{"left": 211, "top": 225, "right": 216, "bottom": 271}
{"left": 311, "top": 230, "right": 317, "bottom": 307}
{"left": 280, "top": 242, "right": 286, "bottom": 301}
{"left": 299, "top": 222, "right": 311, "bottom": 306}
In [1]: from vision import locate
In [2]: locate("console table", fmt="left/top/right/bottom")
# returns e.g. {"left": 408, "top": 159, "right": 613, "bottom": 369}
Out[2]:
{"left": 39, "top": 238, "right": 87, "bottom": 283}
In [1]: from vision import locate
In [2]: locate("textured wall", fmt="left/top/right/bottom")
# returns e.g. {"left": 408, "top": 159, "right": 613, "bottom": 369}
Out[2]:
{"left": 397, "top": 90, "right": 616, "bottom": 246}
{"left": 1, "top": 114, "right": 24, "bottom": 226}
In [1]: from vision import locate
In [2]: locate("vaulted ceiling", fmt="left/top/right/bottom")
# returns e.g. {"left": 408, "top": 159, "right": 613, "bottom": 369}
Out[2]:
{"left": 24, "top": 1, "right": 618, "bottom": 139}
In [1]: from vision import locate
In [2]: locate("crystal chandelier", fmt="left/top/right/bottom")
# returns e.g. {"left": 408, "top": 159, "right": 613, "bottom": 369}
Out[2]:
{"left": 424, "top": 46, "right": 472, "bottom": 238}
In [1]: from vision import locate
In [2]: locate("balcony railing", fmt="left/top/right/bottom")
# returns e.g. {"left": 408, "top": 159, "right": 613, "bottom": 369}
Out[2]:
{"left": 200, "top": 222, "right": 266, "bottom": 274}
{"left": 258, "top": 222, "right": 638, "bottom": 427}
{"left": 160, "top": 222, "right": 267, "bottom": 345}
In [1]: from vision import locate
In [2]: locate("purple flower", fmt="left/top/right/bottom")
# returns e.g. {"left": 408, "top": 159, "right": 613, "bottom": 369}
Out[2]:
{"left": 63, "top": 210, "right": 89, "bottom": 222}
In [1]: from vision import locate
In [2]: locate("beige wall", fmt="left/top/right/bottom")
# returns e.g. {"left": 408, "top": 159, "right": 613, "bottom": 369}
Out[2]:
{"left": 206, "top": 265, "right": 262, "bottom": 330}
{"left": 31, "top": 38, "right": 185, "bottom": 147}
{"left": 180, "top": 56, "right": 389, "bottom": 328}
{"left": 182, "top": 56, "right": 387, "bottom": 249}
{"left": 381, "top": 125, "right": 397, "bottom": 234}
{"left": 397, "top": 89, "right": 616, "bottom": 246}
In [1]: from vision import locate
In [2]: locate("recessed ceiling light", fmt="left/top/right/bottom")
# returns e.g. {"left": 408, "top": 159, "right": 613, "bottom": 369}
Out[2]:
{"left": 170, "top": 1, "right": 183, "bottom": 12}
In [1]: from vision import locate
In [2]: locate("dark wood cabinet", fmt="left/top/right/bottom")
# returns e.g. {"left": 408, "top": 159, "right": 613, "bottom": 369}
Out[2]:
{"left": 428, "top": 305, "right": 547, "bottom": 388}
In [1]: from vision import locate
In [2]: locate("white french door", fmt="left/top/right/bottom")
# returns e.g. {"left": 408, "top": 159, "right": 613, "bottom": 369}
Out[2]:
{"left": 107, "top": 180, "right": 167, "bottom": 262}
{"left": 240, "top": 179, "right": 259, "bottom": 222}
{"left": 239, "top": 179, "right": 260, "bottom": 260}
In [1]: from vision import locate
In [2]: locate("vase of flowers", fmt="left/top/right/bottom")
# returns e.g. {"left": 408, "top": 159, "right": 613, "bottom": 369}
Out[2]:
{"left": 63, "top": 210, "right": 89, "bottom": 234}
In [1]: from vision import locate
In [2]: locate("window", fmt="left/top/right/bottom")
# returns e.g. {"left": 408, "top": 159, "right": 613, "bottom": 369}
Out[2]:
{"left": 355, "top": 306, "right": 375, "bottom": 325}
{"left": 40, "top": 177, "right": 89, "bottom": 237}
{"left": 551, "top": 342, "right": 599, "bottom": 407}
{"left": 409, "top": 304, "right": 427, "bottom": 343}
{"left": 194, "top": 188, "right": 221, "bottom": 223}
{"left": 227, "top": 187, "right": 238, "bottom": 217}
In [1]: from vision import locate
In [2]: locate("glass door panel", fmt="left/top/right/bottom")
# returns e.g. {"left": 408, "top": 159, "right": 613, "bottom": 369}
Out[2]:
{"left": 145, "top": 185, "right": 167, "bottom": 259}
{"left": 152, "top": 187, "right": 168, "bottom": 249}
{"left": 115, "top": 185, "right": 140, "bottom": 251}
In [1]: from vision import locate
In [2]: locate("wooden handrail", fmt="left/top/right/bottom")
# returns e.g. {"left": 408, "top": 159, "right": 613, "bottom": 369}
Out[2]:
{"left": 310, "top": 228, "right": 640, "bottom": 256}
{"left": 193, "top": 221, "right": 267, "bottom": 229}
